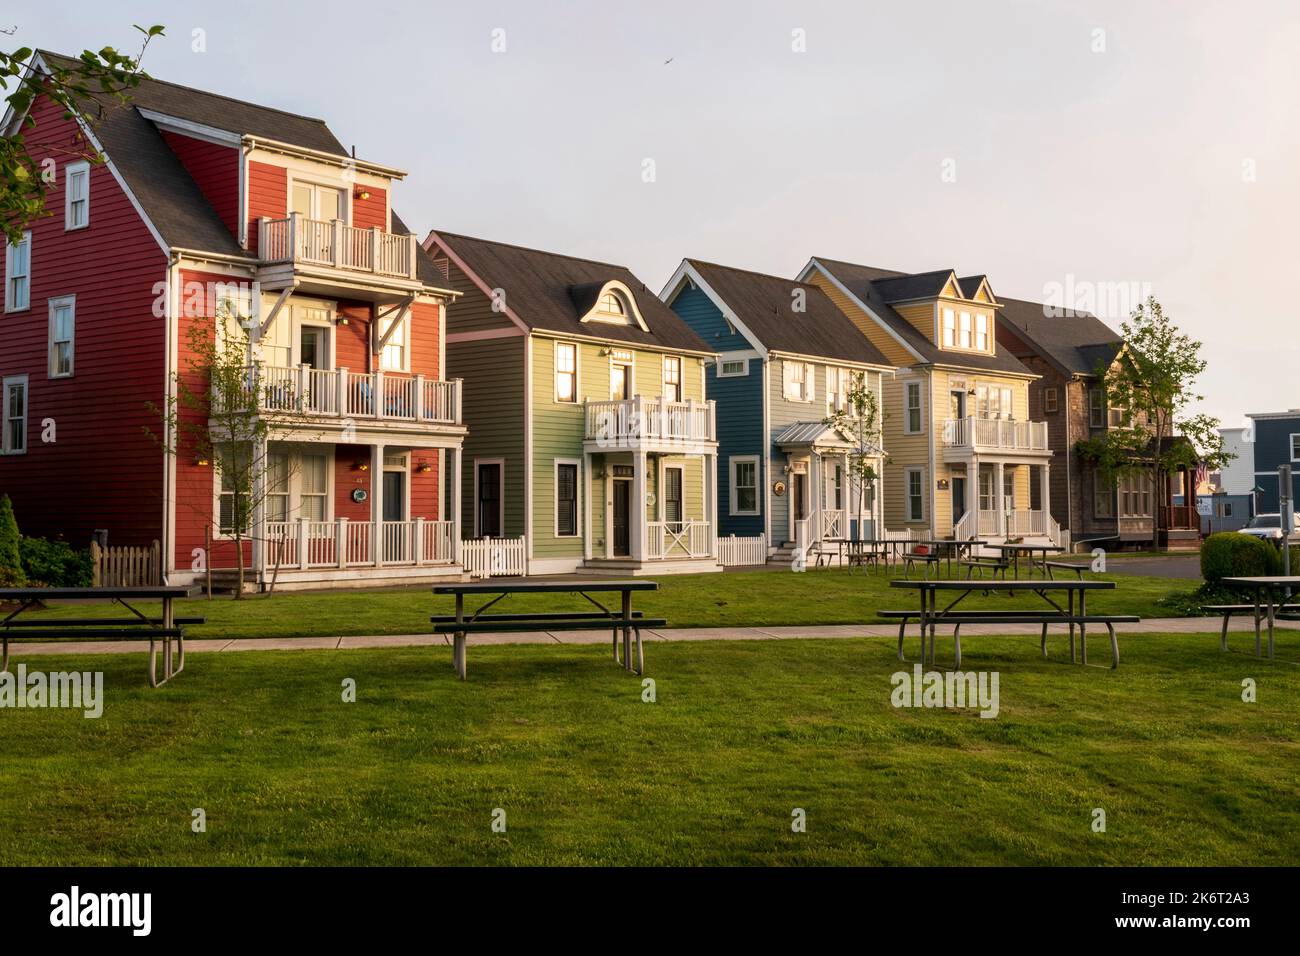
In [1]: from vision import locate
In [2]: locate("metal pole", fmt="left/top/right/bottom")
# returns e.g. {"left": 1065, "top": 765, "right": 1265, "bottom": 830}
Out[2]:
{"left": 1280, "top": 464, "right": 1293, "bottom": 597}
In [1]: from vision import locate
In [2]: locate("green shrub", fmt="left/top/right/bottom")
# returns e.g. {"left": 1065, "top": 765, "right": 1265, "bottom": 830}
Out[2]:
{"left": 0, "top": 494, "right": 23, "bottom": 586}
{"left": 1200, "top": 532, "right": 1277, "bottom": 582}
{"left": 19, "top": 536, "right": 93, "bottom": 587}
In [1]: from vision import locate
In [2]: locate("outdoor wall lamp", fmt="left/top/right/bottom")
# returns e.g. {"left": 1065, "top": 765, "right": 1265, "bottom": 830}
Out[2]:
{"left": 355, "top": 188, "right": 371, "bottom": 201}
{"left": 354, "top": 461, "right": 369, "bottom": 472}
{"left": 416, "top": 461, "right": 432, "bottom": 473}
{"left": 194, "top": 456, "right": 210, "bottom": 467}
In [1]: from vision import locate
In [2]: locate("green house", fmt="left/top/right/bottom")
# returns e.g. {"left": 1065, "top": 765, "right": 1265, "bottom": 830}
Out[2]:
{"left": 426, "top": 231, "right": 722, "bottom": 575}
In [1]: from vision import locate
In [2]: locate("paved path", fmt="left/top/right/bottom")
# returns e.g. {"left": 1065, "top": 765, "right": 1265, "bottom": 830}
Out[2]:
{"left": 4, "top": 617, "right": 1296, "bottom": 658}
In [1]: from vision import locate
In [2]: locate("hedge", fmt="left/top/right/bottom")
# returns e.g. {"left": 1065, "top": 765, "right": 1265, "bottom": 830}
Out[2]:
{"left": 20, "top": 536, "right": 94, "bottom": 587}
{"left": 1201, "top": 531, "right": 1287, "bottom": 581}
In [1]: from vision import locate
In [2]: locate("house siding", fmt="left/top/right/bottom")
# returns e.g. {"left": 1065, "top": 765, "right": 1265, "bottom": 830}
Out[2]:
{"left": 0, "top": 92, "right": 169, "bottom": 549}
{"left": 161, "top": 131, "right": 240, "bottom": 241}
{"left": 1252, "top": 416, "right": 1300, "bottom": 513}
{"left": 246, "top": 160, "right": 287, "bottom": 256}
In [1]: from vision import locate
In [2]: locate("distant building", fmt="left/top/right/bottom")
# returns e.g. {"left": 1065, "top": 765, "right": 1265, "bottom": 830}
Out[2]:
{"left": 1245, "top": 409, "right": 1300, "bottom": 515}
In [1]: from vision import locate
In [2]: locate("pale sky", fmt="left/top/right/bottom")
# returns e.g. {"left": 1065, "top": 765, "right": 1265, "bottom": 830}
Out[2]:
{"left": 13, "top": 0, "right": 1300, "bottom": 424}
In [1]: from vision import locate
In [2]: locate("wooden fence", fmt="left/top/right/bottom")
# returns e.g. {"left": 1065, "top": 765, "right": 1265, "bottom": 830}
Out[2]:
{"left": 718, "top": 533, "right": 767, "bottom": 567}
{"left": 91, "top": 539, "right": 162, "bottom": 587}
{"left": 460, "top": 536, "right": 527, "bottom": 578}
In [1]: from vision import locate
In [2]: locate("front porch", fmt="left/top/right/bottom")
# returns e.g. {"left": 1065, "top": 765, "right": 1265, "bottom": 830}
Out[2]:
{"left": 580, "top": 397, "right": 721, "bottom": 574}
{"left": 950, "top": 457, "right": 1062, "bottom": 547}
{"left": 776, "top": 422, "right": 884, "bottom": 556}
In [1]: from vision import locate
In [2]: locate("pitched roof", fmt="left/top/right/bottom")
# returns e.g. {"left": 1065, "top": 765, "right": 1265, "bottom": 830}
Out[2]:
{"left": 32, "top": 51, "right": 442, "bottom": 282}
{"left": 996, "top": 296, "right": 1123, "bottom": 377}
{"left": 869, "top": 269, "right": 954, "bottom": 303}
{"left": 431, "top": 231, "right": 713, "bottom": 354}
{"left": 810, "top": 258, "right": 1033, "bottom": 375}
{"left": 684, "top": 260, "right": 890, "bottom": 367}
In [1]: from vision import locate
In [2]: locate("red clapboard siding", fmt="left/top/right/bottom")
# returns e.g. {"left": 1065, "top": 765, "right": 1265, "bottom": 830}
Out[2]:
{"left": 334, "top": 446, "right": 372, "bottom": 521}
{"left": 246, "top": 160, "right": 287, "bottom": 256}
{"left": 410, "top": 449, "right": 440, "bottom": 520}
{"left": 352, "top": 186, "right": 387, "bottom": 231}
{"left": 161, "top": 131, "right": 240, "bottom": 241}
{"left": 0, "top": 92, "right": 168, "bottom": 549}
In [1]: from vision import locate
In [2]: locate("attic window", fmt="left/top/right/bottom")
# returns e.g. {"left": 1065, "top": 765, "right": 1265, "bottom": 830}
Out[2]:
{"left": 579, "top": 280, "right": 649, "bottom": 331}
{"left": 598, "top": 292, "right": 626, "bottom": 318}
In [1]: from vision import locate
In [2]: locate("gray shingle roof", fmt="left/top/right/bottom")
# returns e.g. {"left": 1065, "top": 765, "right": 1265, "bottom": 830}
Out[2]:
{"left": 432, "top": 231, "right": 713, "bottom": 354}
{"left": 36, "top": 51, "right": 442, "bottom": 283}
{"left": 686, "top": 260, "right": 891, "bottom": 367}
{"left": 811, "top": 258, "right": 1033, "bottom": 375}
{"left": 996, "top": 296, "right": 1123, "bottom": 377}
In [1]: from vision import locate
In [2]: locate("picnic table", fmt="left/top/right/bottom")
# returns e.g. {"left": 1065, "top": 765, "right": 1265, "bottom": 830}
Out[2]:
{"left": 980, "top": 542, "right": 1064, "bottom": 579}
{"left": 882, "top": 578, "right": 1135, "bottom": 669}
{"left": 909, "top": 539, "right": 986, "bottom": 577}
{"left": 431, "top": 580, "right": 663, "bottom": 680}
{"left": 0, "top": 586, "right": 197, "bottom": 687}
{"left": 1219, "top": 576, "right": 1300, "bottom": 661}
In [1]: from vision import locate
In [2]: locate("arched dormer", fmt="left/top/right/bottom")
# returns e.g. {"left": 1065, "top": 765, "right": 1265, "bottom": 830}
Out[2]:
{"left": 573, "top": 279, "right": 650, "bottom": 331}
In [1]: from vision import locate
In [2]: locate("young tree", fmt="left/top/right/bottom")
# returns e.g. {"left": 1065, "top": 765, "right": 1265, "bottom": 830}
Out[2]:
{"left": 0, "top": 493, "right": 25, "bottom": 586}
{"left": 2, "top": 25, "right": 165, "bottom": 243}
{"left": 1077, "top": 296, "right": 1232, "bottom": 550}
{"left": 147, "top": 293, "right": 309, "bottom": 598}
{"left": 823, "top": 373, "right": 886, "bottom": 540}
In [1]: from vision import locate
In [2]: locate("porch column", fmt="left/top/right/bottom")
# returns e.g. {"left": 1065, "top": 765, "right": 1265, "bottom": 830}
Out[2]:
{"left": 450, "top": 447, "right": 463, "bottom": 565}
{"left": 968, "top": 455, "right": 980, "bottom": 536}
{"left": 250, "top": 438, "right": 267, "bottom": 578}
{"left": 708, "top": 451, "right": 718, "bottom": 559}
{"left": 583, "top": 452, "right": 593, "bottom": 563}
{"left": 809, "top": 452, "right": 821, "bottom": 542}
{"left": 632, "top": 450, "right": 647, "bottom": 561}
{"left": 994, "top": 460, "right": 1006, "bottom": 538}
{"left": 1040, "top": 463, "right": 1051, "bottom": 529}
{"left": 371, "top": 443, "right": 384, "bottom": 566}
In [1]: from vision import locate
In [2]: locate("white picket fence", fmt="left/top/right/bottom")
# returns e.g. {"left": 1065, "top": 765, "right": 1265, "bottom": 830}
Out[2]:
{"left": 718, "top": 533, "right": 767, "bottom": 567}
{"left": 461, "top": 536, "right": 527, "bottom": 578}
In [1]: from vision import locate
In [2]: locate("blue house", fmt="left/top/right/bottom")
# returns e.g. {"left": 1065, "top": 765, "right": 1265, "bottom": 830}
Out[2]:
{"left": 661, "top": 260, "right": 894, "bottom": 558}
{"left": 1247, "top": 409, "right": 1300, "bottom": 514}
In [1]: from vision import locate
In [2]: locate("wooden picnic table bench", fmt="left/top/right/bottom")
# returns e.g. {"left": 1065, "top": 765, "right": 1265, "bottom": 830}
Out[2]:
{"left": 900, "top": 550, "right": 940, "bottom": 579}
{"left": 431, "top": 580, "right": 662, "bottom": 680}
{"left": 0, "top": 587, "right": 199, "bottom": 687}
{"left": 1218, "top": 577, "right": 1300, "bottom": 661}
{"left": 958, "top": 556, "right": 1010, "bottom": 580}
{"left": 1045, "top": 561, "right": 1087, "bottom": 580}
{"left": 883, "top": 578, "right": 1133, "bottom": 669}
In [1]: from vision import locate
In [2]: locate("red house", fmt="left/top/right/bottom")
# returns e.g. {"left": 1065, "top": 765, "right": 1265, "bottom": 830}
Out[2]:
{"left": 0, "top": 52, "right": 467, "bottom": 590}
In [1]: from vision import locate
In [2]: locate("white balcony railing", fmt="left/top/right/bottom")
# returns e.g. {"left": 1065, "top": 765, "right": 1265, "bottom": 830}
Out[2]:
{"left": 942, "top": 416, "right": 1049, "bottom": 452}
{"left": 646, "top": 520, "right": 712, "bottom": 559}
{"left": 263, "top": 518, "right": 457, "bottom": 571}
{"left": 243, "top": 365, "right": 462, "bottom": 426}
{"left": 584, "top": 396, "right": 716, "bottom": 446}
{"left": 258, "top": 213, "right": 417, "bottom": 280}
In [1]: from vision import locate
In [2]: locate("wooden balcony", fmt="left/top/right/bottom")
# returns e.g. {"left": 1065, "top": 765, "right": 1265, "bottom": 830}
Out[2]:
{"left": 257, "top": 214, "right": 419, "bottom": 291}
{"left": 942, "top": 416, "right": 1050, "bottom": 456}
{"left": 583, "top": 396, "right": 716, "bottom": 451}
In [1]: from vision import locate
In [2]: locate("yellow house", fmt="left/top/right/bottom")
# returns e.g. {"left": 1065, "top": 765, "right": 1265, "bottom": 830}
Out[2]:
{"left": 798, "top": 259, "right": 1059, "bottom": 544}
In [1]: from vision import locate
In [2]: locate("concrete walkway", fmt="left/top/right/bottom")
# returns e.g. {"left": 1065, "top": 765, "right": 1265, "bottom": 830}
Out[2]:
{"left": 4, "top": 617, "right": 1297, "bottom": 658}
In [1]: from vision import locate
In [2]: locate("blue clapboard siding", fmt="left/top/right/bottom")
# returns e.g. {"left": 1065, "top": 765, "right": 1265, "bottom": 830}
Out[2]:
{"left": 1251, "top": 416, "right": 1300, "bottom": 513}
{"left": 669, "top": 284, "right": 765, "bottom": 537}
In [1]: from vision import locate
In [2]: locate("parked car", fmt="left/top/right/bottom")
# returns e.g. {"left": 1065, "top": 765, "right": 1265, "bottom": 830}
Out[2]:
{"left": 1238, "top": 514, "right": 1286, "bottom": 541}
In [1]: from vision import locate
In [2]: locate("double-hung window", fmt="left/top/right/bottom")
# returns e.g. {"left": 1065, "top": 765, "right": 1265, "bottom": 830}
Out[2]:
{"left": 5, "top": 231, "right": 30, "bottom": 312}
{"left": 301, "top": 453, "right": 328, "bottom": 521}
{"left": 1291, "top": 433, "right": 1300, "bottom": 462}
{"left": 941, "top": 308, "right": 956, "bottom": 347}
{"left": 904, "top": 381, "right": 923, "bottom": 434}
{"left": 555, "top": 342, "right": 577, "bottom": 402}
{"left": 730, "top": 456, "right": 759, "bottom": 515}
{"left": 48, "top": 296, "right": 75, "bottom": 377}
{"left": 380, "top": 315, "right": 407, "bottom": 371}
{"left": 555, "top": 461, "right": 578, "bottom": 536}
{"left": 65, "top": 161, "right": 90, "bottom": 229}
{"left": 784, "top": 361, "right": 814, "bottom": 402}
{"left": 2, "top": 376, "right": 27, "bottom": 454}
{"left": 905, "top": 467, "right": 924, "bottom": 521}
{"left": 217, "top": 446, "right": 253, "bottom": 535}
{"left": 974, "top": 312, "right": 989, "bottom": 350}
{"left": 958, "top": 311, "right": 972, "bottom": 348}
{"left": 662, "top": 355, "right": 682, "bottom": 402}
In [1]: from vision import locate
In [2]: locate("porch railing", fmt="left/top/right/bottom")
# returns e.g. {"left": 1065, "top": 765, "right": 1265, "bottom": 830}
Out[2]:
{"left": 461, "top": 536, "right": 527, "bottom": 578}
{"left": 258, "top": 214, "right": 418, "bottom": 280}
{"left": 584, "top": 396, "right": 716, "bottom": 446}
{"left": 263, "top": 518, "right": 457, "bottom": 570}
{"left": 646, "top": 520, "right": 712, "bottom": 559}
{"left": 942, "top": 416, "right": 1049, "bottom": 452}
{"left": 242, "top": 365, "right": 462, "bottom": 426}
{"left": 718, "top": 533, "right": 767, "bottom": 567}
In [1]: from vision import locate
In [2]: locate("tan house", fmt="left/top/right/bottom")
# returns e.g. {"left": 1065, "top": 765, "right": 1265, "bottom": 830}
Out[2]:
{"left": 798, "top": 260, "right": 1060, "bottom": 545}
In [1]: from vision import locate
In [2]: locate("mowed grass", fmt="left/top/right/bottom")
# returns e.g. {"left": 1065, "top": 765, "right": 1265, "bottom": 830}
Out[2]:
{"left": 0, "top": 629, "right": 1296, "bottom": 866}
{"left": 25, "top": 566, "right": 1196, "bottom": 639}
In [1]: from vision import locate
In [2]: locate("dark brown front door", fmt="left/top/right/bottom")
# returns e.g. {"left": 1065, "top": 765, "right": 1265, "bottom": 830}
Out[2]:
{"left": 793, "top": 473, "right": 806, "bottom": 521}
{"left": 613, "top": 480, "right": 631, "bottom": 556}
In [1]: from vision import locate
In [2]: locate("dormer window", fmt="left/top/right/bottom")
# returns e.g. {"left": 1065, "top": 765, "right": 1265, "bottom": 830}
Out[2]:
{"left": 598, "top": 291, "right": 626, "bottom": 319}
{"left": 579, "top": 280, "right": 649, "bottom": 330}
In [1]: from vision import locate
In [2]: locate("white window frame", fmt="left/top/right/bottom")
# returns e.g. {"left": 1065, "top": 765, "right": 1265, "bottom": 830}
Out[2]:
{"left": 554, "top": 457, "right": 581, "bottom": 537}
{"left": 941, "top": 308, "right": 955, "bottom": 347}
{"left": 1093, "top": 471, "right": 1115, "bottom": 519}
{"left": 288, "top": 177, "right": 350, "bottom": 224}
{"left": 662, "top": 354, "right": 683, "bottom": 402}
{"left": 729, "top": 455, "right": 760, "bottom": 516}
{"left": 904, "top": 380, "right": 924, "bottom": 435}
{"left": 717, "top": 357, "right": 748, "bottom": 378}
{"left": 662, "top": 464, "right": 685, "bottom": 530}
{"left": 473, "top": 457, "right": 506, "bottom": 538}
{"left": 5, "top": 230, "right": 31, "bottom": 313}
{"left": 379, "top": 311, "right": 410, "bottom": 373}
{"left": 1089, "top": 388, "right": 1106, "bottom": 428}
{"left": 214, "top": 444, "right": 253, "bottom": 539}
{"left": 1290, "top": 433, "right": 1300, "bottom": 462}
{"left": 827, "top": 367, "right": 851, "bottom": 413}
{"left": 608, "top": 349, "right": 635, "bottom": 401}
{"left": 1044, "top": 387, "right": 1059, "bottom": 414}
{"left": 958, "top": 311, "right": 972, "bottom": 348}
{"left": 783, "top": 361, "right": 815, "bottom": 403}
{"left": 2, "top": 375, "right": 28, "bottom": 455}
{"left": 48, "top": 294, "right": 75, "bottom": 378}
{"left": 554, "top": 341, "right": 578, "bottom": 403}
{"left": 904, "top": 466, "right": 925, "bottom": 522}
{"left": 64, "top": 160, "right": 90, "bottom": 230}
{"left": 974, "top": 312, "right": 989, "bottom": 351}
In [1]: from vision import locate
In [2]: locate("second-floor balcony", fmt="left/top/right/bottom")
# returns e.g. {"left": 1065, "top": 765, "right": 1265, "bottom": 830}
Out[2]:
{"left": 584, "top": 396, "right": 717, "bottom": 450}
{"left": 942, "top": 416, "right": 1050, "bottom": 456}
{"left": 258, "top": 214, "right": 418, "bottom": 282}
{"left": 235, "top": 364, "right": 462, "bottom": 429}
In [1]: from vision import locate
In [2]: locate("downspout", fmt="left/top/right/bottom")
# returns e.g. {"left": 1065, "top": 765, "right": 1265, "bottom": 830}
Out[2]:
{"left": 162, "top": 251, "right": 182, "bottom": 584}
{"left": 1064, "top": 375, "right": 1074, "bottom": 551}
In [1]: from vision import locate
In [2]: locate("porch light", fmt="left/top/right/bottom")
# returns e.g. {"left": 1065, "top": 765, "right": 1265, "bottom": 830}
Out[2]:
{"left": 416, "top": 461, "right": 432, "bottom": 473}
{"left": 194, "top": 456, "right": 210, "bottom": 467}
{"left": 354, "top": 461, "right": 369, "bottom": 472}
{"left": 355, "top": 188, "right": 371, "bottom": 201}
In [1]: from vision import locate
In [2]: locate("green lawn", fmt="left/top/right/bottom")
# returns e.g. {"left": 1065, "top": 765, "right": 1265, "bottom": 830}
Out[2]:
{"left": 0, "top": 631, "right": 1296, "bottom": 865}
{"left": 25, "top": 566, "right": 1201, "bottom": 639}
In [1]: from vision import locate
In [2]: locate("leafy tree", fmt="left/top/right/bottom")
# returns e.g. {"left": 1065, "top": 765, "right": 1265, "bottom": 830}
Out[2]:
{"left": 0, "top": 493, "right": 25, "bottom": 585}
{"left": 822, "top": 373, "right": 886, "bottom": 539}
{"left": 2, "top": 25, "right": 165, "bottom": 243}
{"left": 1076, "top": 296, "right": 1232, "bottom": 550}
